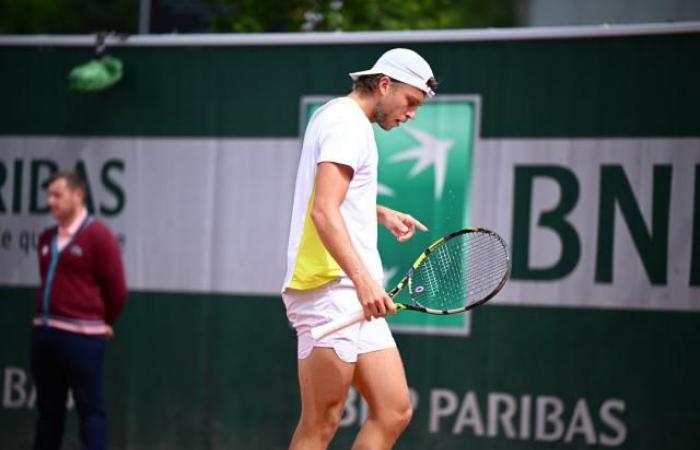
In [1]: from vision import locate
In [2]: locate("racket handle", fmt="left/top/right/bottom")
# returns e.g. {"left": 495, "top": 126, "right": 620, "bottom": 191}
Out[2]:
{"left": 310, "top": 310, "right": 366, "bottom": 340}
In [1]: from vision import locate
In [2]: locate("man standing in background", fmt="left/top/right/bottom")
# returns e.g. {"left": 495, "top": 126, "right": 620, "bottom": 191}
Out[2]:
{"left": 31, "top": 170, "right": 127, "bottom": 450}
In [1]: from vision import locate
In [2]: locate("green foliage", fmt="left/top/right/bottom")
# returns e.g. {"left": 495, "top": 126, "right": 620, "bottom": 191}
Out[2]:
{"left": 208, "top": 0, "right": 313, "bottom": 32}
{"left": 0, "top": 0, "right": 138, "bottom": 34}
{"left": 0, "top": 0, "right": 517, "bottom": 34}
{"left": 209, "top": 0, "right": 518, "bottom": 32}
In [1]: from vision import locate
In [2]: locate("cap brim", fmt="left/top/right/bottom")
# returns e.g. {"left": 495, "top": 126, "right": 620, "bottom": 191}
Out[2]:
{"left": 348, "top": 69, "right": 381, "bottom": 80}
{"left": 349, "top": 69, "right": 435, "bottom": 97}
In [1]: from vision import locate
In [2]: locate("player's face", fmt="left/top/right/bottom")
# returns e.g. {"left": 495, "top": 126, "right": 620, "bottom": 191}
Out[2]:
{"left": 47, "top": 178, "right": 83, "bottom": 224}
{"left": 374, "top": 79, "right": 426, "bottom": 130}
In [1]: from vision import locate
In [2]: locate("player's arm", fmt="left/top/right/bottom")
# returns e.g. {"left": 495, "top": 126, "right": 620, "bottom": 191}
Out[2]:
{"left": 311, "top": 162, "right": 396, "bottom": 320}
{"left": 377, "top": 205, "right": 428, "bottom": 242}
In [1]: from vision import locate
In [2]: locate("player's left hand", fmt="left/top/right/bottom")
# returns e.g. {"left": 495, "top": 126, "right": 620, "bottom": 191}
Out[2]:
{"left": 377, "top": 205, "right": 428, "bottom": 242}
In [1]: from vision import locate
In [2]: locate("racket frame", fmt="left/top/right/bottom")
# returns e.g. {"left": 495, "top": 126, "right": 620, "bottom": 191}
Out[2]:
{"left": 309, "top": 227, "right": 510, "bottom": 340}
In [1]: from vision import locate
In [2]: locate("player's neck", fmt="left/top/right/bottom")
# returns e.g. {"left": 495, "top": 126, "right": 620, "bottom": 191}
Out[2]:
{"left": 348, "top": 91, "right": 378, "bottom": 122}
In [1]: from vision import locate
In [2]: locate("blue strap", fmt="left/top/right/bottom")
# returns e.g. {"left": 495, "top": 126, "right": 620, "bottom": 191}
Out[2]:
{"left": 41, "top": 234, "right": 60, "bottom": 326}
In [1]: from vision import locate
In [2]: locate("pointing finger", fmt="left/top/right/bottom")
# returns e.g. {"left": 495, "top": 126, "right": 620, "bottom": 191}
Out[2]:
{"left": 412, "top": 217, "right": 428, "bottom": 232}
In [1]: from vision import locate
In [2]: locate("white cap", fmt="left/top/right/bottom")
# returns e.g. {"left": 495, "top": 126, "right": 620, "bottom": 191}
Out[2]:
{"left": 349, "top": 48, "right": 435, "bottom": 97}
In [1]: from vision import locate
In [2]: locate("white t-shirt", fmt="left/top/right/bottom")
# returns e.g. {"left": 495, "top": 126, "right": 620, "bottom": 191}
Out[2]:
{"left": 282, "top": 97, "right": 383, "bottom": 291}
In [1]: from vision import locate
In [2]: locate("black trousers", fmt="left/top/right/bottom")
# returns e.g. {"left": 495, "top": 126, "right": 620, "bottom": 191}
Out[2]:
{"left": 30, "top": 327, "right": 107, "bottom": 450}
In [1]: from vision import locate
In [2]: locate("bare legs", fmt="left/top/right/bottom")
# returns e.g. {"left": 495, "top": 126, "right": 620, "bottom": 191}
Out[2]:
{"left": 289, "top": 348, "right": 354, "bottom": 450}
{"left": 351, "top": 348, "right": 412, "bottom": 450}
{"left": 289, "top": 347, "right": 412, "bottom": 450}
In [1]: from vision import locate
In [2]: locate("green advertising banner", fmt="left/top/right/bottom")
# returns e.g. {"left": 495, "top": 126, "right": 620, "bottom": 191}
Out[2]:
{"left": 1, "top": 26, "right": 699, "bottom": 450}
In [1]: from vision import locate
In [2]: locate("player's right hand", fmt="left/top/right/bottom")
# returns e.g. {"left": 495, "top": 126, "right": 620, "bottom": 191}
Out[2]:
{"left": 355, "top": 276, "right": 397, "bottom": 320}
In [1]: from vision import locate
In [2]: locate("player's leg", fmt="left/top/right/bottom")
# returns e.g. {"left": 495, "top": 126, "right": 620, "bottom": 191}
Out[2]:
{"left": 351, "top": 347, "right": 412, "bottom": 450}
{"left": 289, "top": 347, "right": 355, "bottom": 450}
{"left": 284, "top": 283, "right": 367, "bottom": 449}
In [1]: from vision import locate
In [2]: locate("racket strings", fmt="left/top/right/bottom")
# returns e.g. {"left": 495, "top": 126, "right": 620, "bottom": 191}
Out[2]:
{"left": 410, "top": 232, "right": 509, "bottom": 311}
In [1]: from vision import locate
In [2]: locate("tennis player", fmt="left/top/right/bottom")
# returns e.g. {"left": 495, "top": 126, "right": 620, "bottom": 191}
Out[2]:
{"left": 282, "top": 48, "right": 437, "bottom": 450}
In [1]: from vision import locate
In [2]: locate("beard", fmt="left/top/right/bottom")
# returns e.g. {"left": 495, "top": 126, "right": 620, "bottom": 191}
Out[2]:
{"left": 374, "top": 103, "right": 394, "bottom": 130}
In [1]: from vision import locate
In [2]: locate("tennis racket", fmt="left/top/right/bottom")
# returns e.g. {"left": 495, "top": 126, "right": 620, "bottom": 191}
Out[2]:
{"left": 310, "top": 227, "right": 510, "bottom": 340}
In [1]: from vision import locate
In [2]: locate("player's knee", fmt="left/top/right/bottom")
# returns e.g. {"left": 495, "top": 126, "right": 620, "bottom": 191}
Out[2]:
{"left": 302, "top": 405, "right": 343, "bottom": 441}
{"left": 395, "top": 403, "right": 413, "bottom": 430}
{"left": 378, "top": 403, "right": 413, "bottom": 433}
{"left": 327, "top": 405, "right": 345, "bottom": 429}
{"left": 316, "top": 410, "right": 342, "bottom": 442}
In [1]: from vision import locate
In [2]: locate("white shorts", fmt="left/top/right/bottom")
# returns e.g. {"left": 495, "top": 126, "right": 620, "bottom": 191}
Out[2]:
{"left": 282, "top": 279, "right": 396, "bottom": 363}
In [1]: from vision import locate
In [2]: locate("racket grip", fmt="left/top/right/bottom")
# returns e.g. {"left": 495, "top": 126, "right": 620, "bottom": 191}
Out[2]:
{"left": 310, "top": 310, "right": 366, "bottom": 340}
